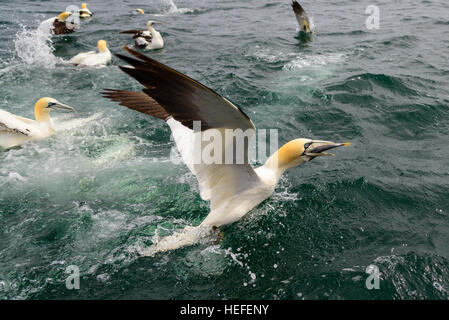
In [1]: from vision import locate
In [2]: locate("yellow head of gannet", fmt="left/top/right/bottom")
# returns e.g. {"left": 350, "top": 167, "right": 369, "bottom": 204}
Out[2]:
{"left": 57, "top": 11, "right": 72, "bottom": 22}
{"left": 136, "top": 8, "right": 145, "bottom": 14}
{"left": 81, "top": 3, "right": 87, "bottom": 9}
{"left": 97, "top": 40, "right": 108, "bottom": 53}
{"left": 34, "top": 97, "right": 75, "bottom": 122}
{"left": 267, "top": 138, "right": 350, "bottom": 172}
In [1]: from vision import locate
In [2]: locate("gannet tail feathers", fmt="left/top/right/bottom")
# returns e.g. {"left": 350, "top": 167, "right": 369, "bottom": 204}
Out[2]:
{"left": 102, "top": 89, "right": 169, "bottom": 120}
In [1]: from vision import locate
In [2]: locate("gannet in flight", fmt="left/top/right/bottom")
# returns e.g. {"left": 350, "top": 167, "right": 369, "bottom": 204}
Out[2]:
{"left": 70, "top": 40, "right": 111, "bottom": 67}
{"left": 79, "top": 3, "right": 93, "bottom": 18}
{"left": 0, "top": 98, "right": 75, "bottom": 149}
{"left": 291, "top": 1, "right": 312, "bottom": 34}
{"left": 120, "top": 21, "right": 164, "bottom": 50}
{"left": 41, "top": 12, "right": 76, "bottom": 35}
{"left": 102, "top": 47, "right": 350, "bottom": 254}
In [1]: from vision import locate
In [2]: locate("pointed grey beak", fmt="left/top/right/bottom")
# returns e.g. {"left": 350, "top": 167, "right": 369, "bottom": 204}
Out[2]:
{"left": 47, "top": 102, "right": 75, "bottom": 112}
{"left": 153, "top": 21, "right": 163, "bottom": 25}
{"left": 306, "top": 142, "right": 351, "bottom": 157}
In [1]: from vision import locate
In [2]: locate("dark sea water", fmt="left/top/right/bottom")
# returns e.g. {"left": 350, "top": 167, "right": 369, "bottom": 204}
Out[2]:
{"left": 0, "top": 0, "right": 448, "bottom": 300}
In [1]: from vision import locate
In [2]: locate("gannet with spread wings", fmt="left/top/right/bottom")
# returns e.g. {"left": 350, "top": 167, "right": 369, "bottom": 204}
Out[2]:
{"left": 120, "top": 21, "right": 164, "bottom": 50}
{"left": 103, "top": 47, "right": 349, "bottom": 255}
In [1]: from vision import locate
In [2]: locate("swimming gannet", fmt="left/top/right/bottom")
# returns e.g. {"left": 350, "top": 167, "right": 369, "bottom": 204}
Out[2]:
{"left": 70, "top": 40, "right": 111, "bottom": 67}
{"left": 0, "top": 98, "right": 75, "bottom": 149}
{"left": 79, "top": 3, "right": 93, "bottom": 18}
{"left": 120, "top": 21, "right": 164, "bottom": 50}
{"left": 133, "top": 8, "right": 145, "bottom": 15}
{"left": 41, "top": 12, "right": 76, "bottom": 35}
{"left": 102, "top": 47, "right": 350, "bottom": 254}
{"left": 291, "top": 1, "right": 312, "bottom": 34}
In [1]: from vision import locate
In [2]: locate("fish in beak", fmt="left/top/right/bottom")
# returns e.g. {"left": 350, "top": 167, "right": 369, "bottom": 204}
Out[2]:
{"left": 304, "top": 141, "right": 351, "bottom": 158}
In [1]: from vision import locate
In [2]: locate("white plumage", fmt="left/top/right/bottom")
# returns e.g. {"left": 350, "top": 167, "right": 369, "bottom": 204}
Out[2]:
{"left": 120, "top": 21, "right": 164, "bottom": 51}
{"left": 70, "top": 40, "right": 111, "bottom": 67}
{"left": 0, "top": 98, "right": 74, "bottom": 149}
{"left": 103, "top": 47, "right": 350, "bottom": 255}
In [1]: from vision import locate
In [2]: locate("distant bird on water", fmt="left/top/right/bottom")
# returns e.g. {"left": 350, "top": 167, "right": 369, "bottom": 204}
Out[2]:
{"left": 0, "top": 98, "right": 75, "bottom": 149}
{"left": 120, "top": 21, "right": 164, "bottom": 50}
{"left": 41, "top": 11, "right": 76, "bottom": 35}
{"left": 102, "top": 47, "right": 350, "bottom": 255}
{"left": 133, "top": 8, "right": 145, "bottom": 15}
{"left": 70, "top": 40, "right": 111, "bottom": 67}
{"left": 291, "top": 1, "right": 312, "bottom": 34}
{"left": 79, "top": 3, "right": 93, "bottom": 18}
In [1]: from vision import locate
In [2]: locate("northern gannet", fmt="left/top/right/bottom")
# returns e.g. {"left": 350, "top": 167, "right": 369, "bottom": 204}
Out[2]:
{"left": 79, "top": 3, "right": 93, "bottom": 18}
{"left": 291, "top": 1, "right": 312, "bottom": 34}
{"left": 70, "top": 40, "right": 111, "bottom": 67}
{"left": 0, "top": 98, "right": 75, "bottom": 149}
{"left": 120, "top": 21, "right": 164, "bottom": 50}
{"left": 133, "top": 8, "right": 145, "bottom": 15}
{"left": 41, "top": 12, "right": 76, "bottom": 35}
{"left": 102, "top": 47, "right": 350, "bottom": 254}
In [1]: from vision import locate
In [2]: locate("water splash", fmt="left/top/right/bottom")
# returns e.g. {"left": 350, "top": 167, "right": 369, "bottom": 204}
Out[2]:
{"left": 139, "top": 224, "right": 218, "bottom": 256}
{"left": 164, "top": 0, "right": 179, "bottom": 13}
{"left": 13, "top": 21, "right": 61, "bottom": 67}
{"left": 283, "top": 53, "right": 345, "bottom": 71}
{"left": 295, "top": 16, "right": 316, "bottom": 33}
{"left": 155, "top": 0, "right": 193, "bottom": 15}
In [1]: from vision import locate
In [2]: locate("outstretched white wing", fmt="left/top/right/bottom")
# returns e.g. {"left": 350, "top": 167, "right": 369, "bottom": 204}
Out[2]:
{"left": 103, "top": 47, "right": 261, "bottom": 224}
{"left": 0, "top": 109, "right": 39, "bottom": 136}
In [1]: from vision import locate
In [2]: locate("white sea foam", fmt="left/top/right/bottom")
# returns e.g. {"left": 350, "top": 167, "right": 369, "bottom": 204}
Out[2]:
{"left": 247, "top": 45, "right": 295, "bottom": 63}
{"left": 13, "top": 21, "right": 61, "bottom": 67}
{"left": 247, "top": 46, "right": 344, "bottom": 76}
{"left": 283, "top": 53, "right": 345, "bottom": 71}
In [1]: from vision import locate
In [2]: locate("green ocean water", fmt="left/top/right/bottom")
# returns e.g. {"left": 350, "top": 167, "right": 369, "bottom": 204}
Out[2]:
{"left": 0, "top": 0, "right": 448, "bottom": 300}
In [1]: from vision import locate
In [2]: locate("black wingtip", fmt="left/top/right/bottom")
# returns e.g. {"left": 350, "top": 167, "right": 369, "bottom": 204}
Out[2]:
{"left": 123, "top": 46, "right": 154, "bottom": 63}
{"left": 291, "top": 0, "right": 305, "bottom": 14}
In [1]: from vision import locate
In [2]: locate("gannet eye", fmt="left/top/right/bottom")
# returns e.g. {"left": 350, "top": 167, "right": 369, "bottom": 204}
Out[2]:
{"left": 304, "top": 142, "right": 312, "bottom": 149}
